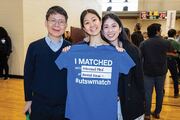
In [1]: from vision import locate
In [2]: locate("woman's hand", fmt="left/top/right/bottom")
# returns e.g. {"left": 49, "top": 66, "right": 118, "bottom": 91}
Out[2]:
{"left": 62, "top": 46, "right": 71, "bottom": 52}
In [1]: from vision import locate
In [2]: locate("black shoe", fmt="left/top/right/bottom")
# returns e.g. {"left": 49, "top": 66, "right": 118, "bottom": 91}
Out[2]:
{"left": 174, "top": 93, "right": 179, "bottom": 98}
{"left": 4, "top": 77, "right": 8, "bottom": 80}
{"left": 151, "top": 112, "right": 160, "bottom": 119}
{"left": 144, "top": 115, "right": 151, "bottom": 120}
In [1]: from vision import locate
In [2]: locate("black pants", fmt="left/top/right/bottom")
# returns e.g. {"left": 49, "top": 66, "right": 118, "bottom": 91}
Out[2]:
{"left": 175, "top": 57, "right": 180, "bottom": 75}
{"left": 30, "top": 94, "right": 68, "bottom": 120}
{"left": 167, "top": 58, "right": 179, "bottom": 95}
{"left": 0, "top": 55, "right": 9, "bottom": 78}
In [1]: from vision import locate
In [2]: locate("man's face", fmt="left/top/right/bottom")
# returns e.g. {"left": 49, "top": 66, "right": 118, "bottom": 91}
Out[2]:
{"left": 45, "top": 13, "right": 67, "bottom": 40}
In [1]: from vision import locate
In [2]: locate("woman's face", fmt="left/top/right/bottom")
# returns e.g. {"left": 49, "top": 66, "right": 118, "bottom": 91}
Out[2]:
{"left": 83, "top": 13, "right": 101, "bottom": 36}
{"left": 102, "top": 18, "right": 121, "bottom": 43}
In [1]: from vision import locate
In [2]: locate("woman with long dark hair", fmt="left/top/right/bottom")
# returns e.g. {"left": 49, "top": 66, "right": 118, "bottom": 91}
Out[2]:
{"left": 101, "top": 13, "right": 145, "bottom": 120}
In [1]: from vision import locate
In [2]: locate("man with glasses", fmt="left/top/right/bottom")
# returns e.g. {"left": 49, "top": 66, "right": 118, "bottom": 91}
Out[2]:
{"left": 24, "top": 6, "right": 71, "bottom": 120}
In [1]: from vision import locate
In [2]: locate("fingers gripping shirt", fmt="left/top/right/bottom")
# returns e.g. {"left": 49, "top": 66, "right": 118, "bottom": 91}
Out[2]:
{"left": 55, "top": 44, "right": 135, "bottom": 120}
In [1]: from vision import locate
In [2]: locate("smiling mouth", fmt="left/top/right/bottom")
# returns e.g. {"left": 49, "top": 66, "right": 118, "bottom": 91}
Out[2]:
{"left": 90, "top": 27, "right": 98, "bottom": 32}
{"left": 53, "top": 28, "right": 60, "bottom": 32}
{"left": 107, "top": 34, "right": 115, "bottom": 37}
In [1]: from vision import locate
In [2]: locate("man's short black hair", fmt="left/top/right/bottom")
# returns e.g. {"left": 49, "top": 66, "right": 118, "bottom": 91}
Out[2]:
{"left": 168, "top": 29, "right": 176, "bottom": 37}
{"left": 147, "top": 23, "right": 161, "bottom": 38}
{"left": 46, "top": 6, "right": 68, "bottom": 21}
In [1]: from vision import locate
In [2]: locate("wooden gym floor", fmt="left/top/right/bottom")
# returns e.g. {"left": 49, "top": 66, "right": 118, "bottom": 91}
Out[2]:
{"left": 0, "top": 76, "right": 179, "bottom": 120}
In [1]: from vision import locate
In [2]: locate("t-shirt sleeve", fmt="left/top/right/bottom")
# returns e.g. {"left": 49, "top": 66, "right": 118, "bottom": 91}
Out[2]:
{"left": 55, "top": 52, "right": 70, "bottom": 70}
{"left": 118, "top": 51, "right": 135, "bottom": 74}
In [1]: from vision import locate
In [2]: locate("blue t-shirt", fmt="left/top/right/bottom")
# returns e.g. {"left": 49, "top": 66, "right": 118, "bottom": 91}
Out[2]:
{"left": 55, "top": 44, "right": 135, "bottom": 120}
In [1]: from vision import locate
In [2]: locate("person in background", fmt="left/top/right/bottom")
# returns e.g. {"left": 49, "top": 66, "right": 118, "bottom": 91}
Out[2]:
{"left": 139, "top": 23, "right": 173, "bottom": 120}
{"left": 0, "top": 26, "right": 12, "bottom": 80}
{"left": 101, "top": 13, "right": 145, "bottom": 120}
{"left": 167, "top": 29, "right": 180, "bottom": 98}
{"left": 131, "top": 23, "right": 144, "bottom": 47}
{"left": 176, "top": 30, "right": 180, "bottom": 42}
{"left": 124, "top": 27, "right": 131, "bottom": 41}
{"left": 175, "top": 30, "right": 180, "bottom": 77}
{"left": 23, "top": 6, "right": 71, "bottom": 120}
{"left": 142, "top": 31, "right": 149, "bottom": 40}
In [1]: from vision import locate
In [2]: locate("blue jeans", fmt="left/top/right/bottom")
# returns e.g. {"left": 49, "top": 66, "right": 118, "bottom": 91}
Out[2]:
{"left": 144, "top": 75, "right": 166, "bottom": 115}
